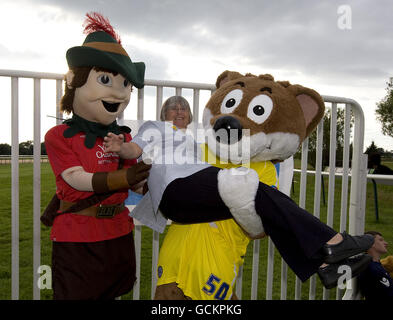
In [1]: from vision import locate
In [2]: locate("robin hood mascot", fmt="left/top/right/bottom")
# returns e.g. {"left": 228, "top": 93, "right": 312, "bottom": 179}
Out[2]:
{"left": 43, "top": 12, "right": 150, "bottom": 300}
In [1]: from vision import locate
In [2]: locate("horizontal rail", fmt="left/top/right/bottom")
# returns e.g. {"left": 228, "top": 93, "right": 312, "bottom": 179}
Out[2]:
{"left": 0, "top": 155, "right": 48, "bottom": 158}
{"left": 0, "top": 69, "right": 64, "bottom": 80}
{"left": 293, "top": 168, "right": 393, "bottom": 185}
{"left": 144, "top": 79, "right": 215, "bottom": 91}
{"left": 0, "top": 69, "right": 215, "bottom": 91}
{"left": 366, "top": 174, "right": 393, "bottom": 185}
{"left": 0, "top": 156, "right": 49, "bottom": 164}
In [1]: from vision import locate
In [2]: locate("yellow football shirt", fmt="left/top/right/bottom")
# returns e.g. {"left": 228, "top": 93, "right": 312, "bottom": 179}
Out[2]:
{"left": 156, "top": 144, "right": 278, "bottom": 300}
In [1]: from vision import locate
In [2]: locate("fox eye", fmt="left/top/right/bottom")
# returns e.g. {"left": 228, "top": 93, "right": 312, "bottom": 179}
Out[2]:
{"left": 247, "top": 94, "right": 273, "bottom": 124}
{"left": 97, "top": 74, "right": 112, "bottom": 86}
{"left": 220, "top": 89, "right": 243, "bottom": 114}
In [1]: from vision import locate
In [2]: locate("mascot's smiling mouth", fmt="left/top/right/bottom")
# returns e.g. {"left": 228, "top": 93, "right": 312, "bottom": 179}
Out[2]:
{"left": 102, "top": 100, "right": 120, "bottom": 113}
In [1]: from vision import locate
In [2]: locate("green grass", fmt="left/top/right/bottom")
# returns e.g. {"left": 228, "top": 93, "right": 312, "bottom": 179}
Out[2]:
{"left": 0, "top": 162, "right": 392, "bottom": 300}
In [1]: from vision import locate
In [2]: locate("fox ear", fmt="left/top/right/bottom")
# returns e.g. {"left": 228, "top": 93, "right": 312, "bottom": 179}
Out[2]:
{"left": 288, "top": 85, "right": 325, "bottom": 138}
{"left": 215, "top": 70, "right": 244, "bottom": 88}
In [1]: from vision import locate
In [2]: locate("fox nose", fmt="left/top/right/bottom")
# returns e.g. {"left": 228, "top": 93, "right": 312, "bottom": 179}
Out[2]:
{"left": 213, "top": 116, "right": 243, "bottom": 144}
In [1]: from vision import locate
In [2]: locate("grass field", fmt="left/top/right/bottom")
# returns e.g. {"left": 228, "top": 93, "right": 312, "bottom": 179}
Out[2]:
{"left": 0, "top": 161, "right": 392, "bottom": 300}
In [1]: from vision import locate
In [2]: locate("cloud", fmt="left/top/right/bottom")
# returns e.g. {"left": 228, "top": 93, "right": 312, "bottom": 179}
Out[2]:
{"left": 28, "top": 0, "right": 392, "bottom": 86}
{"left": 124, "top": 40, "right": 170, "bottom": 80}
{"left": 3, "top": 0, "right": 393, "bottom": 90}
{"left": 0, "top": 43, "right": 44, "bottom": 69}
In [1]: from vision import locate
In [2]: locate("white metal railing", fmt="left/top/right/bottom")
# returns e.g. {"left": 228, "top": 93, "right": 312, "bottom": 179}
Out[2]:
{"left": 366, "top": 174, "right": 393, "bottom": 185}
{"left": 0, "top": 69, "right": 370, "bottom": 300}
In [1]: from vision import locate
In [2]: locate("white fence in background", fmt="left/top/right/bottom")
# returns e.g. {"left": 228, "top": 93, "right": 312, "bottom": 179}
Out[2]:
{"left": 0, "top": 69, "right": 369, "bottom": 300}
{"left": 0, "top": 155, "right": 49, "bottom": 164}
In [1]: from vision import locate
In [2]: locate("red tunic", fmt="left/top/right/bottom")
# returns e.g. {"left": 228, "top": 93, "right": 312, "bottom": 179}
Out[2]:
{"left": 45, "top": 124, "right": 136, "bottom": 242}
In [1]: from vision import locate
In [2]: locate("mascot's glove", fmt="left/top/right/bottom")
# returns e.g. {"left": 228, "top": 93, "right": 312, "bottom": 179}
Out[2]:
{"left": 217, "top": 167, "right": 264, "bottom": 237}
{"left": 92, "top": 161, "right": 151, "bottom": 193}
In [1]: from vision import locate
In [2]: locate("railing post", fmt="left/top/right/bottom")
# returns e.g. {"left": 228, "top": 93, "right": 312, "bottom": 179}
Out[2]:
{"left": 371, "top": 179, "right": 379, "bottom": 221}
{"left": 151, "top": 231, "right": 160, "bottom": 299}
{"left": 137, "top": 88, "right": 144, "bottom": 120}
{"left": 11, "top": 76, "right": 19, "bottom": 300}
{"left": 56, "top": 79, "right": 63, "bottom": 125}
{"left": 133, "top": 221, "right": 142, "bottom": 300}
{"left": 296, "top": 137, "right": 309, "bottom": 299}
{"left": 193, "top": 89, "right": 200, "bottom": 124}
{"left": 309, "top": 120, "right": 324, "bottom": 300}
{"left": 250, "top": 239, "right": 260, "bottom": 300}
{"left": 235, "top": 265, "right": 243, "bottom": 299}
{"left": 324, "top": 102, "right": 338, "bottom": 300}
{"left": 347, "top": 100, "right": 365, "bottom": 236}
{"left": 33, "top": 78, "right": 41, "bottom": 300}
{"left": 280, "top": 260, "right": 288, "bottom": 300}
{"left": 266, "top": 239, "right": 275, "bottom": 300}
{"left": 156, "top": 86, "right": 163, "bottom": 121}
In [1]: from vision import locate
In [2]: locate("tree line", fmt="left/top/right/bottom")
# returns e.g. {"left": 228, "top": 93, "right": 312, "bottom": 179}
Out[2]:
{"left": 293, "top": 107, "right": 392, "bottom": 169}
{"left": 376, "top": 79, "right": 393, "bottom": 138}
{"left": 0, "top": 141, "right": 46, "bottom": 155}
{"left": 293, "top": 77, "right": 393, "bottom": 168}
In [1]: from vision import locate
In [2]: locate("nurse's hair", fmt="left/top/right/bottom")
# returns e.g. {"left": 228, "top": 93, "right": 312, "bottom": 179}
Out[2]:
{"left": 160, "top": 96, "right": 193, "bottom": 123}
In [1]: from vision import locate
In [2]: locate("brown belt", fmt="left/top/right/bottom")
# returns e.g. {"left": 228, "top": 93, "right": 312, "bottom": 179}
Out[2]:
{"left": 60, "top": 200, "right": 125, "bottom": 218}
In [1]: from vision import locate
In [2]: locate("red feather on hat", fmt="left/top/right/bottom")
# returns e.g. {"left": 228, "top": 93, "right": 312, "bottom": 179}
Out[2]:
{"left": 83, "top": 12, "right": 122, "bottom": 44}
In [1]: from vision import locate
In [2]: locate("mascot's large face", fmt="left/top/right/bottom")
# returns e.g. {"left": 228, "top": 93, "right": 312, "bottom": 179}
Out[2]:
{"left": 203, "top": 71, "right": 325, "bottom": 163}
{"left": 67, "top": 68, "right": 131, "bottom": 125}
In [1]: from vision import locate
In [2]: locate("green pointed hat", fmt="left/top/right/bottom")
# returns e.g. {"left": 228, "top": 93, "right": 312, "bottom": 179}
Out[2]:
{"left": 66, "top": 14, "right": 145, "bottom": 88}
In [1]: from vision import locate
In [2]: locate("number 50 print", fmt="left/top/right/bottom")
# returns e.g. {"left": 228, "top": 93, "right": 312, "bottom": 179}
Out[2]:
{"left": 202, "top": 273, "right": 230, "bottom": 300}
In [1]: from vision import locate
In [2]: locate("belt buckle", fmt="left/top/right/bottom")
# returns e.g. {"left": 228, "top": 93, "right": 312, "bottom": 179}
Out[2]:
{"left": 96, "top": 204, "right": 117, "bottom": 218}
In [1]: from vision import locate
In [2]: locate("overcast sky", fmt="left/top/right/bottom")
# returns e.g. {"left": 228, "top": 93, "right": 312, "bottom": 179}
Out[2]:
{"left": 0, "top": 0, "right": 392, "bottom": 151}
